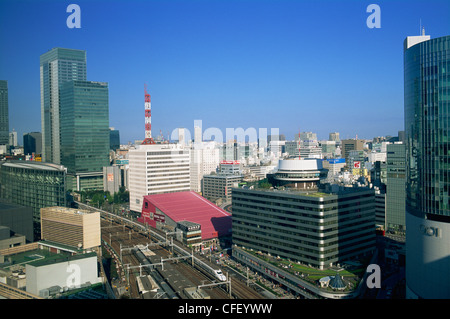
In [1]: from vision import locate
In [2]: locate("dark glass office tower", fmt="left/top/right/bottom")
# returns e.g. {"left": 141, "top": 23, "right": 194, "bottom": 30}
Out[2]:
{"left": 60, "top": 80, "right": 109, "bottom": 191}
{"left": 40, "top": 48, "right": 87, "bottom": 163}
{"left": 0, "top": 80, "right": 9, "bottom": 145}
{"left": 404, "top": 33, "right": 450, "bottom": 298}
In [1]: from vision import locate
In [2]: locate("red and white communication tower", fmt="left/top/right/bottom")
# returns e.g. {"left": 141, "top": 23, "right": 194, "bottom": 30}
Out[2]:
{"left": 141, "top": 84, "right": 155, "bottom": 145}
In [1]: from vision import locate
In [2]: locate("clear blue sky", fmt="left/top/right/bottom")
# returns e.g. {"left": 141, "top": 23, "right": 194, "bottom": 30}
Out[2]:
{"left": 0, "top": 0, "right": 449, "bottom": 144}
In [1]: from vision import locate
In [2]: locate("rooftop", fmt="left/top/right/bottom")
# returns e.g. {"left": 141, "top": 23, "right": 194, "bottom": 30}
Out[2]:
{"left": 1, "top": 160, "right": 66, "bottom": 172}
{"left": 142, "top": 191, "right": 231, "bottom": 240}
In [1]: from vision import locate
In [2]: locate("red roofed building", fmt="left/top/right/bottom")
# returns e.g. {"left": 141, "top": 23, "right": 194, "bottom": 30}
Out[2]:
{"left": 138, "top": 191, "right": 232, "bottom": 245}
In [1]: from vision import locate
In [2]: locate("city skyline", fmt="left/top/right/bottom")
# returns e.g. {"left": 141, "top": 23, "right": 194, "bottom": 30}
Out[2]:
{"left": 1, "top": 0, "right": 449, "bottom": 144}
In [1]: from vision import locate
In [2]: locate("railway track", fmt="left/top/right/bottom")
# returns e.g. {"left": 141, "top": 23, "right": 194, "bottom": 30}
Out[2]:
{"left": 99, "top": 214, "right": 267, "bottom": 299}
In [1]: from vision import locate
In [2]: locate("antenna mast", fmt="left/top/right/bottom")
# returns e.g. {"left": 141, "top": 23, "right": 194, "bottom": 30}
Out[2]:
{"left": 141, "top": 84, "right": 155, "bottom": 145}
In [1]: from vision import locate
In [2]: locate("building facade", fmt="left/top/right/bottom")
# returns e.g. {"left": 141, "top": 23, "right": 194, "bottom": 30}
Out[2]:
{"left": 385, "top": 143, "right": 406, "bottom": 234}
{"left": 40, "top": 48, "right": 87, "bottom": 163}
{"left": 40, "top": 206, "right": 101, "bottom": 250}
{"left": 190, "top": 142, "right": 220, "bottom": 193}
{"left": 0, "top": 161, "right": 66, "bottom": 241}
{"left": 268, "top": 158, "right": 328, "bottom": 189}
{"left": 0, "top": 80, "right": 9, "bottom": 146}
{"left": 232, "top": 187, "right": 376, "bottom": 269}
{"left": 129, "top": 143, "right": 190, "bottom": 213}
{"left": 404, "top": 33, "right": 450, "bottom": 299}
{"left": 60, "top": 80, "right": 110, "bottom": 191}
{"left": 202, "top": 174, "right": 243, "bottom": 202}
{"left": 23, "top": 132, "right": 42, "bottom": 156}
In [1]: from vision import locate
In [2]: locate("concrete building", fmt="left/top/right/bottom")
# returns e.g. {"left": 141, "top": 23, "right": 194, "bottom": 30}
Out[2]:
{"left": 128, "top": 143, "right": 190, "bottom": 213}
{"left": 202, "top": 174, "right": 243, "bottom": 202}
{"left": 103, "top": 165, "right": 122, "bottom": 194}
{"left": 385, "top": 143, "right": 406, "bottom": 234}
{"left": 26, "top": 251, "right": 102, "bottom": 297}
{"left": 0, "top": 161, "right": 67, "bottom": 241}
{"left": 40, "top": 206, "right": 101, "bottom": 251}
{"left": 268, "top": 158, "right": 328, "bottom": 190}
{"left": 404, "top": 33, "right": 450, "bottom": 299}
{"left": 0, "top": 226, "right": 26, "bottom": 250}
{"left": 322, "top": 158, "right": 346, "bottom": 182}
{"left": 341, "top": 139, "right": 365, "bottom": 162}
{"left": 297, "top": 132, "right": 322, "bottom": 159}
{"left": 232, "top": 186, "right": 376, "bottom": 269}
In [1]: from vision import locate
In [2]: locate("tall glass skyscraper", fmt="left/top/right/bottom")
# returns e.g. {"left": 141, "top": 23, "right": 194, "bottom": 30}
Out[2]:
{"left": 60, "top": 80, "right": 110, "bottom": 191}
{"left": 0, "top": 80, "right": 9, "bottom": 146}
{"left": 40, "top": 48, "right": 87, "bottom": 163}
{"left": 404, "top": 33, "right": 450, "bottom": 298}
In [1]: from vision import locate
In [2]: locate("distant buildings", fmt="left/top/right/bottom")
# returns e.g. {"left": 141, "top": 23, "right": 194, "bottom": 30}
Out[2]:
{"left": 128, "top": 143, "right": 190, "bottom": 213}
{"left": 23, "top": 132, "right": 42, "bottom": 156}
{"left": 385, "top": 143, "right": 406, "bottom": 234}
{"left": 404, "top": 33, "right": 450, "bottom": 299}
{"left": 341, "top": 139, "right": 364, "bottom": 162}
{"left": 190, "top": 142, "right": 220, "bottom": 193}
{"left": 103, "top": 166, "right": 122, "bottom": 194}
{"left": 0, "top": 80, "right": 9, "bottom": 146}
{"left": 268, "top": 158, "right": 328, "bottom": 190}
{"left": 109, "top": 128, "right": 120, "bottom": 151}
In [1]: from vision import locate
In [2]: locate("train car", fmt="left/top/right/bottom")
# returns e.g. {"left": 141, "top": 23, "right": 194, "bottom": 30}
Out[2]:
{"left": 213, "top": 269, "right": 227, "bottom": 282}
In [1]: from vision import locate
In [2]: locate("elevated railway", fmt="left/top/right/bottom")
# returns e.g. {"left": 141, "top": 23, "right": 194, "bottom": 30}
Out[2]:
{"left": 81, "top": 202, "right": 266, "bottom": 300}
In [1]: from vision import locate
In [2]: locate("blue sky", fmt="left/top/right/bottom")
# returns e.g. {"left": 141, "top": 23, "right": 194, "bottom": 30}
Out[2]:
{"left": 0, "top": 0, "right": 449, "bottom": 144}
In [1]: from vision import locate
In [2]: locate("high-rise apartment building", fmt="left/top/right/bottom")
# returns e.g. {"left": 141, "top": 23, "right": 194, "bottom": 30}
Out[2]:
{"left": 128, "top": 144, "right": 190, "bottom": 213}
{"left": 404, "top": 33, "right": 450, "bottom": 299}
{"left": 59, "top": 80, "right": 110, "bottom": 191}
{"left": 0, "top": 80, "right": 9, "bottom": 146}
{"left": 40, "top": 48, "right": 87, "bottom": 163}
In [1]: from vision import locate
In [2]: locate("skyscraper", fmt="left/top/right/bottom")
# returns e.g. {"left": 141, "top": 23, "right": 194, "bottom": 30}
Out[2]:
{"left": 60, "top": 80, "right": 110, "bottom": 191}
{"left": 0, "top": 80, "right": 9, "bottom": 146}
{"left": 40, "top": 48, "right": 87, "bottom": 163}
{"left": 404, "top": 33, "right": 450, "bottom": 299}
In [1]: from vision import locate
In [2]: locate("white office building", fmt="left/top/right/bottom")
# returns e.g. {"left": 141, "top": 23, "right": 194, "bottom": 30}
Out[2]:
{"left": 129, "top": 143, "right": 190, "bottom": 213}
{"left": 190, "top": 142, "right": 220, "bottom": 193}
